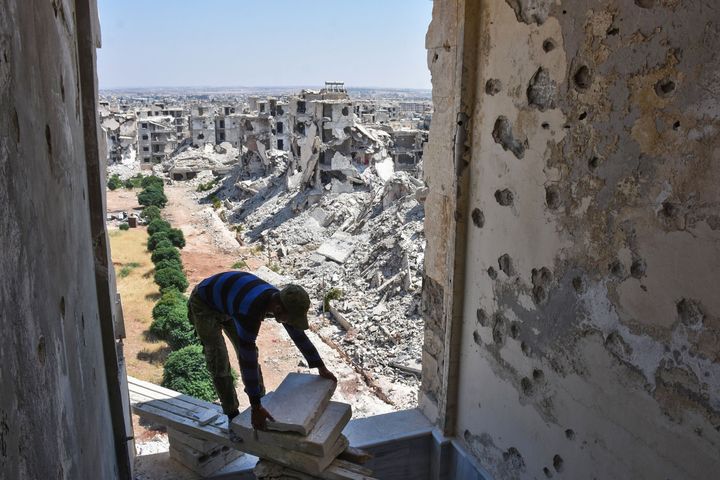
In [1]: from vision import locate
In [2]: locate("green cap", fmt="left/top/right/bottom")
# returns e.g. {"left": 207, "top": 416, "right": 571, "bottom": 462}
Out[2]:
{"left": 279, "top": 284, "right": 311, "bottom": 330}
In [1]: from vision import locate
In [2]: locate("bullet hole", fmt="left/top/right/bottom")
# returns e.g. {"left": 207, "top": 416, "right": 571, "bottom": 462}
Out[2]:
{"left": 60, "top": 74, "right": 65, "bottom": 102}
{"left": 579, "top": 111, "right": 587, "bottom": 120}
{"left": 341, "top": 106, "right": 349, "bottom": 116}
{"left": 543, "top": 467, "right": 553, "bottom": 478}
{"left": 609, "top": 260, "right": 625, "bottom": 278}
{"left": 492, "top": 314, "right": 506, "bottom": 345}
{"left": 495, "top": 189, "right": 514, "bottom": 206}
{"left": 606, "top": 26, "right": 620, "bottom": 35}
{"left": 677, "top": 298, "right": 704, "bottom": 327}
{"left": 492, "top": 116, "right": 526, "bottom": 159}
{"left": 12, "top": 108, "right": 19, "bottom": 143}
{"left": 532, "top": 369, "right": 544, "bottom": 381}
{"left": 630, "top": 259, "right": 646, "bottom": 278}
{"left": 521, "top": 341, "right": 531, "bottom": 356}
{"left": 655, "top": 78, "right": 676, "bottom": 98}
{"left": 45, "top": 124, "right": 52, "bottom": 156}
{"left": 672, "top": 121, "right": 680, "bottom": 130}
{"left": 572, "top": 276, "right": 584, "bottom": 293}
{"left": 509, "top": 322, "right": 520, "bottom": 339}
{"left": 60, "top": 296, "right": 65, "bottom": 317}
{"left": 473, "top": 330, "right": 482, "bottom": 345}
{"left": 635, "top": 0, "right": 655, "bottom": 8}
{"left": 542, "top": 38, "right": 556, "bottom": 52}
{"left": 553, "top": 455, "right": 564, "bottom": 472}
{"left": 485, "top": 78, "right": 503, "bottom": 95}
{"left": 477, "top": 308, "right": 488, "bottom": 326}
{"left": 573, "top": 65, "right": 592, "bottom": 90}
{"left": 432, "top": 52, "right": 439, "bottom": 63}
{"left": 498, "top": 254, "right": 514, "bottom": 276}
{"left": 545, "top": 185, "right": 560, "bottom": 210}
{"left": 527, "top": 67, "right": 557, "bottom": 111}
{"left": 503, "top": 447, "right": 525, "bottom": 469}
{"left": 521, "top": 377, "right": 534, "bottom": 395}
{"left": 488, "top": 267, "right": 498, "bottom": 279}
{"left": 37, "top": 336, "right": 47, "bottom": 365}
{"left": 343, "top": 126, "right": 351, "bottom": 135}
{"left": 588, "top": 156, "right": 599, "bottom": 170}
{"left": 471, "top": 208, "right": 485, "bottom": 228}
{"left": 661, "top": 201, "right": 677, "bottom": 218}
{"left": 565, "top": 429, "right": 575, "bottom": 440}
{"left": 532, "top": 286, "right": 546, "bottom": 303}
{"left": 541, "top": 122, "right": 550, "bottom": 129}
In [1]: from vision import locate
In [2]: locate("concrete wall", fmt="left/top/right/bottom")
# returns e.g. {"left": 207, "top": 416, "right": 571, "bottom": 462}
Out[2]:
{"left": 0, "top": 0, "right": 130, "bottom": 478}
{"left": 421, "top": 1, "right": 720, "bottom": 478}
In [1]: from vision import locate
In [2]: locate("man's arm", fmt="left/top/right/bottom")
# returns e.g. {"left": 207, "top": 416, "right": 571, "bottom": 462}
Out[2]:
{"left": 283, "top": 324, "right": 337, "bottom": 382}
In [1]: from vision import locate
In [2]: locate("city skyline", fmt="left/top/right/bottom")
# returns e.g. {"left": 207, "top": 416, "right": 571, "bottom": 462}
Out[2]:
{"left": 97, "top": 0, "right": 433, "bottom": 90}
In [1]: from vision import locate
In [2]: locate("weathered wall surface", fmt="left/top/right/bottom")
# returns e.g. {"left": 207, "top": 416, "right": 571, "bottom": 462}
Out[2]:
{"left": 0, "top": 0, "right": 124, "bottom": 478}
{"left": 422, "top": 0, "right": 720, "bottom": 478}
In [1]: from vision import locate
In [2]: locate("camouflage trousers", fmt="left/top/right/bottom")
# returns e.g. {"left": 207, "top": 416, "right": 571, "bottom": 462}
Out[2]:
{"left": 187, "top": 288, "right": 265, "bottom": 414}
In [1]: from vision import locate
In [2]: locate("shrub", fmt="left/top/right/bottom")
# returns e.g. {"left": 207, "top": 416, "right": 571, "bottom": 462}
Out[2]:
{"left": 147, "top": 218, "right": 171, "bottom": 236}
{"left": 196, "top": 179, "right": 218, "bottom": 192}
{"left": 151, "top": 245, "right": 181, "bottom": 264}
{"left": 164, "top": 315, "right": 199, "bottom": 350}
{"left": 162, "top": 345, "right": 216, "bottom": 402}
{"left": 152, "top": 289, "right": 187, "bottom": 324}
{"left": 138, "top": 187, "right": 168, "bottom": 208}
{"left": 231, "top": 260, "right": 248, "bottom": 269}
{"left": 323, "top": 288, "right": 343, "bottom": 311}
{"left": 141, "top": 175, "right": 165, "bottom": 190}
{"left": 150, "top": 300, "right": 189, "bottom": 340}
{"left": 155, "top": 258, "right": 183, "bottom": 272}
{"left": 118, "top": 222, "right": 130, "bottom": 231}
{"left": 141, "top": 206, "right": 162, "bottom": 222}
{"left": 107, "top": 174, "right": 123, "bottom": 190}
{"left": 124, "top": 178, "right": 135, "bottom": 189}
{"left": 210, "top": 195, "right": 222, "bottom": 210}
{"left": 166, "top": 228, "right": 186, "bottom": 249}
{"left": 154, "top": 267, "right": 189, "bottom": 293}
{"left": 147, "top": 231, "right": 170, "bottom": 251}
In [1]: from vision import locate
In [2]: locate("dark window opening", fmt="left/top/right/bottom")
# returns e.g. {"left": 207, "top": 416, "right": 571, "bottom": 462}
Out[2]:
{"left": 323, "top": 104, "right": 333, "bottom": 119}
{"left": 219, "top": 120, "right": 225, "bottom": 129}
{"left": 142, "top": 134, "right": 148, "bottom": 140}
{"left": 296, "top": 122, "right": 305, "bottom": 135}
{"left": 260, "top": 104, "right": 265, "bottom": 113}
{"left": 198, "top": 133, "right": 205, "bottom": 140}
{"left": 277, "top": 139, "right": 284, "bottom": 150}
{"left": 277, "top": 105, "right": 284, "bottom": 115}
{"left": 142, "top": 146, "right": 149, "bottom": 152}
{"left": 244, "top": 120, "right": 254, "bottom": 131}
{"left": 297, "top": 101, "right": 306, "bottom": 114}
{"left": 342, "top": 106, "right": 349, "bottom": 116}
{"left": 277, "top": 122, "right": 284, "bottom": 134}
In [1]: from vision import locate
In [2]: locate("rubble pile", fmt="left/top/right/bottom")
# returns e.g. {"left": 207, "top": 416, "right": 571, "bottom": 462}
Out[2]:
{"left": 212, "top": 159, "right": 426, "bottom": 408}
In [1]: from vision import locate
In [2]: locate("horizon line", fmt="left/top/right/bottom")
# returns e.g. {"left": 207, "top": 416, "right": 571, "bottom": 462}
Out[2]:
{"left": 99, "top": 84, "right": 432, "bottom": 92}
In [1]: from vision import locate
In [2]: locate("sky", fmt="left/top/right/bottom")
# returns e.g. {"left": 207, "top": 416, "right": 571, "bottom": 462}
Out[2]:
{"left": 97, "top": 0, "right": 433, "bottom": 90}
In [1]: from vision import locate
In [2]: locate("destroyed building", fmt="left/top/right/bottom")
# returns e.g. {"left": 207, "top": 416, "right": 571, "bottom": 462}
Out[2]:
{"left": 190, "top": 104, "right": 216, "bottom": 147}
{"left": 389, "top": 129, "right": 427, "bottom": 172}
{"left": 3, "top": 1, "right": 720, "bottom": 480}
{"left": 136, "top": 116, "right": 179, "bottom": 168}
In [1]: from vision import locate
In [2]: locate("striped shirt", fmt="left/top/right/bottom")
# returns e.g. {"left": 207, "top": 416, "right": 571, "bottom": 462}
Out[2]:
{"left": 196, "top": 271, "right": 324, "bottom": 405}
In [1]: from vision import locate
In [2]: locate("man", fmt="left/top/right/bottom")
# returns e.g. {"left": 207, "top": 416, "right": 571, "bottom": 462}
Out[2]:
{"left": 187, "top": 270, "right": 336, "bottom": 430}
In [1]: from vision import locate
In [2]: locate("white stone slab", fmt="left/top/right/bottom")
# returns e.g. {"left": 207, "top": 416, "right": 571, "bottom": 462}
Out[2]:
{"left": 263, "top": 373, "right": 336, "bottom": 435}
{"left": 232, "top": 398, "right": 351, "bottom": 457}
{"left": 317, "top": 231, "right": 356, "bottom": 264}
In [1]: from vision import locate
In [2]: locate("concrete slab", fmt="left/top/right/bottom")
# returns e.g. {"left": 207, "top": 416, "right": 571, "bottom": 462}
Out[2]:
{"left": 317, "top": 231, "right": 356, "bottom": 264}
{"left": 168, "top": 428, "right": 225, "bottom": 455}
{"left": 262, "top": 373, "right": 336, "bottom": 435}
{"left": 232, "top": 398, "right": 351, "bottom": 457}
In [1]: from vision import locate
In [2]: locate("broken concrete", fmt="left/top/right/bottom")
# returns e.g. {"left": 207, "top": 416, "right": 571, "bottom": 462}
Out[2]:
{"left": 262, "top": 373, "right": 337, "bottom": 435}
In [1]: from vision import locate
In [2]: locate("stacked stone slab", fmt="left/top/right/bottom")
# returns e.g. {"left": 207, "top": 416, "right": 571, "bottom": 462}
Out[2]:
{"left": 167, "top": 428, "right": 243, "bottom": 477}
{"left": 231, "top": 373, "right": 377, "bottom": 479}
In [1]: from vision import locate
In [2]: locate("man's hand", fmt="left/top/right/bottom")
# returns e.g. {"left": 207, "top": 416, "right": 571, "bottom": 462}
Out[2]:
{"left": 318, "top": 366, "right": 337, "bottom": 383}
{"left": 251, "top": 405, "right": 275, "bottom": 430}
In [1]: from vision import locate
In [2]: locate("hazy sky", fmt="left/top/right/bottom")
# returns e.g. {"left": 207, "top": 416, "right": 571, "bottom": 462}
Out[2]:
{"left": 97, "top": 0, "right": 433, "bottom": 90}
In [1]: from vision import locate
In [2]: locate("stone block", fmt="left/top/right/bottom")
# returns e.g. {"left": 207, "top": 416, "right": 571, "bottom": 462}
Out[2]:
{"left": 232, "top": 399, "right": 351, "bottom": 457}
{"left": 169, "top": 443, "right": 243, "bottom": 477}
{"left": 263, "top": 373, "right": 336, "bottom": 435}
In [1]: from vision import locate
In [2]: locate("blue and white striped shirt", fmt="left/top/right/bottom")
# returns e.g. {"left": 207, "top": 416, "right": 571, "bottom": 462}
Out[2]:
{"left": 197, "top": 271, "right": 324, "bottom": 405}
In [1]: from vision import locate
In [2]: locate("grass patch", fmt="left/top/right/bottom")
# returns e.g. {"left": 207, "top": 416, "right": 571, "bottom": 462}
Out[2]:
{"left": 231, "top": 260, "right": 248, "bottom": 269}
{"left": 118, "top": 261, "right": 142, "bottom": 278}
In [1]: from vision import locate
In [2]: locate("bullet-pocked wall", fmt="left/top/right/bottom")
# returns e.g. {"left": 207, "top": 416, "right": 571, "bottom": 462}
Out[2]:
{"left": 0, "top": 0, "right": 129, "bottom": 478}
{"left": 421, "top": 1, "right": 720, "bottom": 478}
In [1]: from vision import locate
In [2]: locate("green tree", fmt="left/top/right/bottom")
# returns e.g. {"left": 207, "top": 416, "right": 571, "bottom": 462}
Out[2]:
{"left": 154, "top": 267, "right": 188, "bottom": 293}
{"left": 162, "top": 345, "right": 216, "bottom": 402}
{"left": 118, "top": 223, "right": 130, "bottom": 231}
{"left": 137, "top": 187, "right": 168, "bottom": 208}
{"left": 166, "top": 228, "right": 186, "bottom": 249}
{"left": 147, "top": 218, "right": 171, "bottom": 236}
{"left": 141, "top": 205, "right": 162, "bottom": 222}
{"left": 155, "top": 258, "right": 183, "bottom": 272}
{"left": 147, "top": 231, "right": 170, "bottom": 251}
{"left": 152, "top": 289, "right": 187, "bottom": 323}
{"left": 107, "top": 174, "right": 123, "bottom": 190}
{"left": 141, "top": 175, "right": 165, "bottom": 190}
{"left": 151, "top": 245, "right": 181, "bottom": 264}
